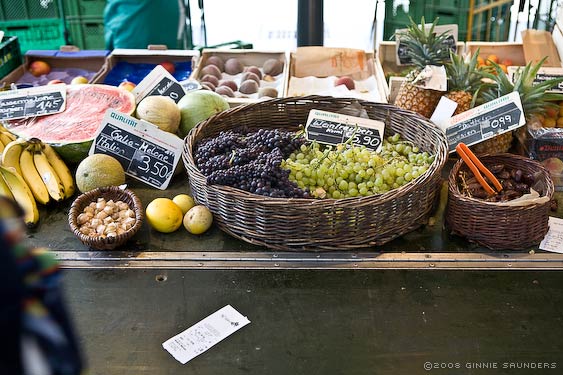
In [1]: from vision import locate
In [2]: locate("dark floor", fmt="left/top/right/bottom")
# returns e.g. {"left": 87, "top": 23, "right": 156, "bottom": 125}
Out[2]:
{"left": 63, "top": 268, "right": 563, "bottom": 375}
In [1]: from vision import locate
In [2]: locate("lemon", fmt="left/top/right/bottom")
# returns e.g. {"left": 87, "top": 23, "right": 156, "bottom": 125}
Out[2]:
{"left": 172, "top": 194, "right": 195, "bottom": 214}
{"left": 146, "top": 198, "right": 184, "bottom": 233}
{"left": 183, "top": 205, "right": 213, "bottom": 234}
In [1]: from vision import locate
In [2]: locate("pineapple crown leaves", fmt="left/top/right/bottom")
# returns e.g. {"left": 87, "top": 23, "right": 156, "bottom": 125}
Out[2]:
{"left": 395, "top": 16, "right": 452, "bottom": 69}
{"left": 481, "top": 57, "right": 563, "bottom": 120}
{"left": 446, "top": 48, "right": 489, "bottom": 93}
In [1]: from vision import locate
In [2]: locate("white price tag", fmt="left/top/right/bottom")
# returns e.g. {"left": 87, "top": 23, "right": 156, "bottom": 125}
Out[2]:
{"left": 162, "top": 305, "right": 251, "bottom": 364}
{"left": 539, "top": 216, "right": 563, "bottom": 253}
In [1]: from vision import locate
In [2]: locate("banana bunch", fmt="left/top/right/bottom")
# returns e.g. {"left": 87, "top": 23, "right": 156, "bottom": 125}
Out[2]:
{"left": 0, "top": 137, "right": 76, "bottom": 227}
{"left": 0, "top": 124, "right": 17, "bottom": 153}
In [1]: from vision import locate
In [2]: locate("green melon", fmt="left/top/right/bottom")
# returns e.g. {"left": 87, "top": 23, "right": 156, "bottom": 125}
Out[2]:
{"left": 4, "top": 84, "right": 136, "bottom": 164}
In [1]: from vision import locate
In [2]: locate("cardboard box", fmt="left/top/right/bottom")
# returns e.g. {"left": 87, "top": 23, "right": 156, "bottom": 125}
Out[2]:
{"left": 286, "top": 47, "right": 387, "bottom": 103}
{"left": 465, "top": 41, "right": 526, "bottom": 66}
{"left": 191, "top": 49, "right": 288, "bottom": 107}
{"left": 0, "top": 48, "right": 109, "bottom": 86}
{"left": 91, "top": 48, "right": 199, "bottom": 86}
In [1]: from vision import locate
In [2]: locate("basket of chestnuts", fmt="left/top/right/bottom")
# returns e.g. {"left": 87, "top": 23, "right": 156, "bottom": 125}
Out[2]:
{"left": 446, "top": 146, "right": 555, "bottom": 250}
{"left": 68, "top": 186, "right": 144, "bottom": 250}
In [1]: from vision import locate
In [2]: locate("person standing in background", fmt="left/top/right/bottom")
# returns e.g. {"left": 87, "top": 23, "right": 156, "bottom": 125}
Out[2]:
{"left": 104, "top": 0, "right": 185, "bottom": 49}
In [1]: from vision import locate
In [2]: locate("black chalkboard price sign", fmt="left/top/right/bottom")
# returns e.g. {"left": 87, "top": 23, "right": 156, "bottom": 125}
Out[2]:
{"left": 146, "top": 76, "right": 186, "bottom": 103}
{"left": 0, "top": 85, "right": 66, "bottom": 120}
{"left": 305, "top": 109, "right": 385, "bottom": 152}
{"left": 132, "top": 65, "right": 186, "bottom": 104}
{"left": 443, "top": 92, "right": 525, "bottom": 153}
{"left": 90, "top": 109, "right": 184, "bottom": 189}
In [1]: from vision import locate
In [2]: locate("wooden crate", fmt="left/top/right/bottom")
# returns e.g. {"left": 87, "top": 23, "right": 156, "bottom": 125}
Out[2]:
{"left": 286, "top": 48, "right": 387, "bottom": 103}
{"left": 91, "top": 48, "right": 198, "bottom": 85}
{"left": 465, "top": 41, "right": 526, "bottom": 66}
{"left": 0, "top": 47, "right": 108, "bottom": 85}
{"left": 190, "top": 49, "right": 288, "bottom": 107}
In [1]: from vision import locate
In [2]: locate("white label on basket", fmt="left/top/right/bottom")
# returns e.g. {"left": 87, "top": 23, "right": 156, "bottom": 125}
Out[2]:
{"left": 305, "top": 109, "right": 385, "bottom": 152}
{"left": 430, "top": 96, "right": 458, "bottom": 127}
{"left": 539, "top": 217, "right": 563, "bottom": 253}
{"left": 89, "top": 109, "right": 184, "bottom": 190}
{"left": 162, "top": 305, "right": 250, "bottom": 364}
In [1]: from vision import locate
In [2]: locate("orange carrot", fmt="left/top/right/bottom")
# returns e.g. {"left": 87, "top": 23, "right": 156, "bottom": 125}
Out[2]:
{"left": 458, "top": 143, "right": 503, "bottom": 192}
{"left": 456, "top": 143, "right": 496, "bottom": 196}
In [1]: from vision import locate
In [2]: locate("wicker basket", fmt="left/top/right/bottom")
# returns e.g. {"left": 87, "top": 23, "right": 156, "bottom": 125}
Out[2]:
{"left": 446, "top": 153, "right": 554, "bottom": 250}
{"left": 183, "top": 96, "right": 449, "bottom": 251}
{"left": 68, "top": 186, "right": 144, "bottom": 250}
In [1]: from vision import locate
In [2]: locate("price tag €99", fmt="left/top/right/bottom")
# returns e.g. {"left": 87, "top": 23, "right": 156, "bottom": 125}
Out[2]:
{"left": 90, "top": 109, "right": 184, "bottom": 190}
{"left": 305, "top": 109, "right": 385, "bottom": 152}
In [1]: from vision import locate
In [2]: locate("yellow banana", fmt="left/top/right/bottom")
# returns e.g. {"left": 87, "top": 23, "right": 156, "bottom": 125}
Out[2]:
{"left": 42, "top": 143, "right": 75, "bottom": 199}
{"left": 0, "top": 130, "right": 16, "bottom": 145}
{"left": 1, "top": 139, "right": 28, "bottom": 177}
{"left": 0, "top": 169, "right": 14, "bottom": 200}
{"left": 32, "top": 147, "right": 65, "bottom": 202}
{"left": 0, "top": 140, "right": 4, "bottom": 154}
{"left": 20, "top": 146, "right": 51, "bottom": 205}
{"left": 0, "top": 165, "right": 39, "bottom": 227}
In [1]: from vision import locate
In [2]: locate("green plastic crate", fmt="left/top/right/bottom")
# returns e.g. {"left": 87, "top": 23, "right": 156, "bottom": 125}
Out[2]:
{"left": 0, "top": 0, "right": 61, "bottom": 21}
{"left": 0, "top": 18, "right": 66, "bottom": 53}
{"left": 64, "top": 0, "right": 106, "bottom": 17}
{"left": 0, "top": 35, "right": 22, "bottom": 79}
{"left": 66, "top": 16, "right": 105, "bottom": 50}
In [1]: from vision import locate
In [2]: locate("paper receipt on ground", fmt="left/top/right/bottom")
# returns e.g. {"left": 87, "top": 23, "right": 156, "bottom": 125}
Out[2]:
{"left": 539, "top": 217, "right": 563, "bottom": 253}
{"left": 162, "top": 305, "right": 250, "bottom": 364}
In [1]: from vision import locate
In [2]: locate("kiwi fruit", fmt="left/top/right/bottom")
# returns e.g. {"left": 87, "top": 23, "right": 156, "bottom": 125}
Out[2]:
{"left": 215, "top": 85, "right": 235, "bottom": 97}
{"left": 200, "top": 81, "right": 216, "bottom": 91}
{"left": 205, "top": 55, "right": 224, "bottom": 72}
{"left": 224, "top": 58, "right": 244, "bottom": 75}
{"left": 200, "top": 74, "right": 219, "bottom": 87}
{"left": 241, "top": 71, "right": 260, "bottom": 84}
{"left": 218, "top": 80, "right": 238, "bottom": 91}
{"left": 239, "top": 79, "right": 259, "bottom": 94}
{"left": 200, "top": 64, "right": 222, "bottom": 80}
{"left": 244, "top": 66, "right": 263, "bottom": 80}
{"left": 263, "top": 59, "right": 283, "bottom": 76}
{"left": 258, "top": 87, "right": 278, "bottom": 98}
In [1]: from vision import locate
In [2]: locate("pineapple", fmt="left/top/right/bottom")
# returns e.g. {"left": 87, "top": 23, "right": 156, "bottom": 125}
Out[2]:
{"left": 473, "top": 57, "right": 563, "bottom": 154}
{"left": 394, "top": 17, "right": 452, "bottom": 118}
{"left": 445, "top": 49, "right": 488, "bottom": 115}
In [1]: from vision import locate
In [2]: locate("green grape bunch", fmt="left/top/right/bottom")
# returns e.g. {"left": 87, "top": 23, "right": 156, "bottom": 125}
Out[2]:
{"left": 281, "top": 133, "right": 435, "bottom": 199}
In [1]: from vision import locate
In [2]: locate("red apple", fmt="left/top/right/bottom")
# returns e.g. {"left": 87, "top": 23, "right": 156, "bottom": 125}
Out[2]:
{"left": 334, "top": 76, "right": 355, "bottom": 90}
{"left": 160, "top": 61, "right": 176, "bottom": 74}
{"left": 47, "top": 79, "right": 64, "bottom": 85}
{"left": 118, "top": 80, "right": 136, "bottom": 92}
{"left": 29, "top": 60, "right": 51, "bottom": 77}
